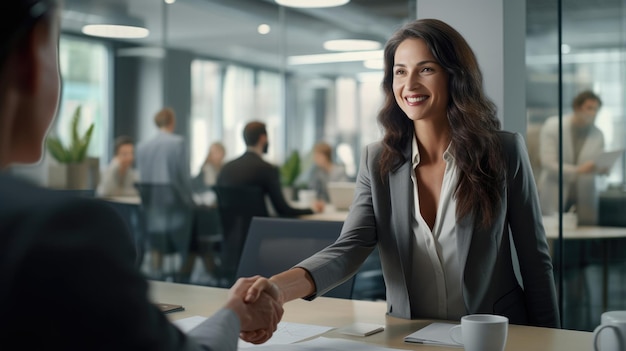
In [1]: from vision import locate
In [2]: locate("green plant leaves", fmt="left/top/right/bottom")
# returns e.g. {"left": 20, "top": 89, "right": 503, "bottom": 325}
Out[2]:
{"left": 45, "top": 105, "right": 94, "bottom": 164}
{"left": 280, "top": 150, "right": 301, "bottom": 186}
{"left": 46, "top": 137, "right": 70, "bottom": 163}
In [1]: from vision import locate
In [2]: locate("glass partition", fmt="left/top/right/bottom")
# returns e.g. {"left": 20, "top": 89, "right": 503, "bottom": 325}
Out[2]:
{"left": 526, "top": 0, "right": 626, "bottom": 331}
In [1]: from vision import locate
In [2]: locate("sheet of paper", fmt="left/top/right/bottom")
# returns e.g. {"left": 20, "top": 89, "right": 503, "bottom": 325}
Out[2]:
{"left": 247, "top": 337, "right": 406, "bottom": 351}
{"left": 595, "top": 149, "right": 624, "bottom": 171}
{"left": 172, "top": 316, "right": 334, "bottom": 348}
{"left": 403, "top": 322, "right": 463, "bottom": 347}
{"left": 238, "top": 322, "right": 334, "bottom": 348}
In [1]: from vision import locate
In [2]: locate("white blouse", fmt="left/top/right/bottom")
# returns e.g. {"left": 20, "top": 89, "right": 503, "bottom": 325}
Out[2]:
{"left": 408, "top": 136, "right": 466, "bottom": 320}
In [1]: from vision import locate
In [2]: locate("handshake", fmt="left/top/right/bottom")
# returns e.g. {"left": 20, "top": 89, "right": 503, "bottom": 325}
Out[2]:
{"left": 224, "top": 276, "right": 285, "bottom": 344}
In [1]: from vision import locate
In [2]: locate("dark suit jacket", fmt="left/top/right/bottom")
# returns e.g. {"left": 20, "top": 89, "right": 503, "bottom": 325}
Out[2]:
{"left": 216, "top": 151, "right": 313, "bottom": 217}
{"left": 297, "top": 132, "right": 560, "bottom": 328}
{"left": 0, "top": 174, "right": 239, "bottom": 350}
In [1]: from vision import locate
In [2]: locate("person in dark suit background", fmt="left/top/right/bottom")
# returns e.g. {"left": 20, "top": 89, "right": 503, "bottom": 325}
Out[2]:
{"left": 216, "top": 121, "right": 315, "bottom": 217}
{"left": 215, "top": 121, "right": 317, "bottom": 284}
{"left": 0, "top": 0, "right": 281, "bottom": 349}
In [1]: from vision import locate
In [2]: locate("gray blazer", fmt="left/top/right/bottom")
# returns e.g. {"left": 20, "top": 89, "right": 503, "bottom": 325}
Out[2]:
{"left": 297, "top": 131, "right": 560, "bottom": 328}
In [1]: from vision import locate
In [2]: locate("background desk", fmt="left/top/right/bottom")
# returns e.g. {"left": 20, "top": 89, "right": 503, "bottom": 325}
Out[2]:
{"left": 150, "top": 281, "right": 592, "bottom": 351}
{"left": 299, "top": 210, "right": 349, "bottom": 222}
{"left": 545, "top": 225, "right": 626, "bottom": 328}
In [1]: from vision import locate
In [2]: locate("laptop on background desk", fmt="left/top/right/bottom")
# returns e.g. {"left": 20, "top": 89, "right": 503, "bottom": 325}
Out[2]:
{"left": 327, "top": 182, "right": 356, "bottom": 211}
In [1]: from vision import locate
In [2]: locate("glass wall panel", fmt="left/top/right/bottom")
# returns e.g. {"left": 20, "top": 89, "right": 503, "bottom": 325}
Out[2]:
{"left": 57, "top": 36, "right": 110, "bottom": 164}
{"left": 190, "top": 59, "right": 221, "bottom": 175}
{"left": 527, "top": 0, "right": 626, "bottom": 331}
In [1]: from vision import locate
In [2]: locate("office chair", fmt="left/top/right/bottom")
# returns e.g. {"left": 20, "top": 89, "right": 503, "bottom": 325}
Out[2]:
{"left": 212, "top": 185, "right": 269, "bottom": 285}
{"left": 135, "top": 183, "right": 194, "bottom": 281}
{"left": 236, "top": 216, "right": 356, "bottom": 299}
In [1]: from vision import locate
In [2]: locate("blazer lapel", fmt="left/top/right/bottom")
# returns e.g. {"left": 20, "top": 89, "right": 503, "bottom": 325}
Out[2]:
{"left": 456, "top": 213, "right": 474, "bottom": 286}
{"left": 389, "top": 143, "right": 413, "bottom": 279}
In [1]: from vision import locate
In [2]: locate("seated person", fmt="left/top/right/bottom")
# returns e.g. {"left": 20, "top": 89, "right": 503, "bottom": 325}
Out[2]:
{"left": 307, "top": 141, "right": 348, "bottom": 203}
{"left": 194, "top": 141, "right": 226, "bottom": 188}
{"left": 96, "top": 135, "right": 138, "bottom": 197}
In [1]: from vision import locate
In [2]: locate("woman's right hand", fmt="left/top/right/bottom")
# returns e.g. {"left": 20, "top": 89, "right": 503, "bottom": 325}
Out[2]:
{"left": 238, "top": 276, "right": 285, "bottom": 344}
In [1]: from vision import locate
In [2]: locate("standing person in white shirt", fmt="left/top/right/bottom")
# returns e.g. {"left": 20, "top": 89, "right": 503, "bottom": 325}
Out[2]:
{"left": 538, "top": 90, "right": 606, "bottom": 225}
{"left": 240, "top": 19, "right": 559, "bottom": 343}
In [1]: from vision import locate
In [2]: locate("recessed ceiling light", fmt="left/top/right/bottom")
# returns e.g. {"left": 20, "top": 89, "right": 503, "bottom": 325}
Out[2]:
{"left": 164, "top": 0, "right": 176, "bottom": 4}
{"left": 363, "top": 59, "right": 384, "bottom": 70}
{"left": 324, "top": 39, "right": 381, "bottom": 51}
{"left": 258, "top": 24, "right": 271, "bottom": 35}
{"left": 561, "top": 44, "right": 571, "bottom": 54}
{"left": 275, "top": 0, "right": 349, "bottom": 8}
{"left": 82, "top": 24, "right": 149, "bottom": 39}
{"left": 288, "top": 50, "right": 383, "bottom": 65}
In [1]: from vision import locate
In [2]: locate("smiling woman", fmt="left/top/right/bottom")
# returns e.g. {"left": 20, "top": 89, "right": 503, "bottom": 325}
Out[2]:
{"left": 236, "top": 19, "right": 560, "bottom": 341}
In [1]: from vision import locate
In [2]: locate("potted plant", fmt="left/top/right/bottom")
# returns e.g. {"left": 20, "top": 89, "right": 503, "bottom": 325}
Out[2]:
{"left": 280, "top": 150, "right": 301, "bottom": 201}
{"left": 46, "top": 106, "right": 95, "bottom": 189}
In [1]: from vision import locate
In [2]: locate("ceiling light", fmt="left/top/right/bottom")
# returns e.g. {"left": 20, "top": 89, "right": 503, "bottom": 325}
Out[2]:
{"left": 324, "top": 39, "right": 381, "bottom": 51}
{"left": 288, "top": 50, "right": 383, "bottom": 65}
{"left": 561, "top": 44, "right": 571, "bottom": 54}
{"left": 164, "top": 0, "right": 176, "bottom": 3}
{"left": 363, "top": 59, "right": 384, "bottom": 70}
{"left": 82, "top": 24, "right": 149, "bottom": 39}
{"left": 275, "top": 0, "right": 350, "bottom": 8}
{"left": 258, "top": 24, "right": 271, "bottom": 35}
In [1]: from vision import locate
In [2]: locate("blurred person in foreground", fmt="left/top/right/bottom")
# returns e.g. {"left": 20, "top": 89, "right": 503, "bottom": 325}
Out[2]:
{"left": 96, "top": 135, "right": 138, "bottom": 198}
{"left": 240, "top": 19, "right": 559, "bottom": 342}
{"left": 0, "top": 0, "right": 281, "bottom": 349}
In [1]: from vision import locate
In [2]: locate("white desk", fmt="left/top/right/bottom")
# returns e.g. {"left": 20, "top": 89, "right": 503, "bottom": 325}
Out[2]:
{"left": 150, "top": 281, "right": 592, "bottom": 351}
{"left": 101, "top": 195, "right": 141, "bottom": 205}
{"left": 545, "top": 225, "right": 626, "bottom": 240}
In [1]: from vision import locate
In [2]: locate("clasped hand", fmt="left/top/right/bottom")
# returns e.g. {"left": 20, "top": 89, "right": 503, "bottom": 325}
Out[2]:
{"left": 227, "top": 276, "right": 284, "bottom": 344}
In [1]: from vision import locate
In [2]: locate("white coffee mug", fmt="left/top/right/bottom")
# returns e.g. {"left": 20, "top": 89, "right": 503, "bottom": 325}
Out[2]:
{"left": 298, "top": 189, "right": 316, "bottom": 208}
{"left": 593, "top": 311, "right": 626, "bottom": 351}
{"left": 449, "top": 314, "right": 508, "bottom": 351}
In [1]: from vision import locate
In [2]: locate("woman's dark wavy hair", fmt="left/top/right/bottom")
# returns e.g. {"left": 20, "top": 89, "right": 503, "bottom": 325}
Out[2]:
{"left": 378, "top": 18, "right": 505, "bottom": 228}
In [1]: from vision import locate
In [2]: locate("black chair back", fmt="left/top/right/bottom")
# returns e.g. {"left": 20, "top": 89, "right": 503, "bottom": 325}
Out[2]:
{"left": 135, "top": 183, "right": 194, "bottom": 259}
{"left": 212, "top": 185, "right": 269, "bottom": 284}
{"left": 236, "top": 216, "right": 355, "bottom": 299}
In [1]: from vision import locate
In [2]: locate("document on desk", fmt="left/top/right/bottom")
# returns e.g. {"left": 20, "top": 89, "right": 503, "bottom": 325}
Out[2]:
{"left": 238, "top": 322, "right": 334, "bottom": 348}
{"left": 403, "top": 322, "right": 462, "bottom": 347}
{"left": 248, "top": 337, "right": 406, "bottom": 351}
{"left": 172, "top": 316, "right": 334, "bottom": 348}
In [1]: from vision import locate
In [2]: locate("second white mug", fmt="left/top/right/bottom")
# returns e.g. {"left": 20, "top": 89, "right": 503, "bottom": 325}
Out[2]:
{"left": 593, "top": 311, "right": 626, "bottom": 351}
{"left": 449, "top": 314, "right": 508, "bottom": 351}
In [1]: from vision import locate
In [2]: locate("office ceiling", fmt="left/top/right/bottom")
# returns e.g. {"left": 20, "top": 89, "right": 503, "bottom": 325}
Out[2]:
{"left": 60, "top": 0, "right": 625, "bottom": 76}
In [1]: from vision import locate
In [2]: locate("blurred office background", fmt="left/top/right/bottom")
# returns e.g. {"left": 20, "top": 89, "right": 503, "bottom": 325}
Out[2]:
{"left": 9, "top": 0, "right": 626, "bottom": 332}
